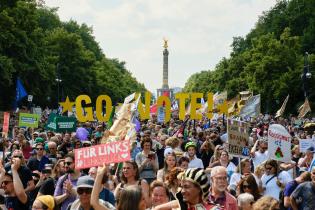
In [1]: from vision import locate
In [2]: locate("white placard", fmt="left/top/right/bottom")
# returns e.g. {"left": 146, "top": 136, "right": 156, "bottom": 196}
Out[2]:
{"left": 268, "top": 124, "right": 291, "bottom": 163}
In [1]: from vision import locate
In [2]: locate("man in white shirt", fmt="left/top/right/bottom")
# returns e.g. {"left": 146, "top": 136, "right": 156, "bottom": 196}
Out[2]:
{"left": 250, "top": 139, "right": 269, "bottom": 170}
{"left": 185, "top": 142, "right": 204, "bottom": 169}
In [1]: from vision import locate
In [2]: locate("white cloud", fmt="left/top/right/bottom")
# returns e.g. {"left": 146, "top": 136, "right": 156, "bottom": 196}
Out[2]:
{"left": 45, "top": 0, "right": 277, "bottom": 93}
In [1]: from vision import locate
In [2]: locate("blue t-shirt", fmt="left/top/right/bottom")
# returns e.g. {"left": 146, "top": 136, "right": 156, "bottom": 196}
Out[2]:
{"left": 291, "top": 181, "right": 315, "bottom": 210}
{"left": 99, "top": 188, "right": 115, "bottom": 206}
{"left": 282, "top": 180, "right": 298, "bottom": 210}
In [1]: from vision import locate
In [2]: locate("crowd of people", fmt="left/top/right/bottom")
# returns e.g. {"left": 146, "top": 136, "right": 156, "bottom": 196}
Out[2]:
{"left": 0, "top": 110, "right": 315, "bottom": 210}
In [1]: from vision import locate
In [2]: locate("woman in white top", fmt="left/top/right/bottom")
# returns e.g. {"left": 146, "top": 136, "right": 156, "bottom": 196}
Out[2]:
{"left": 261, "top": 159, "right": 292, "bottom": 200}
{"left": 208, "top": 149, "right": 236, "bottom": 181}
{"left": 157, "top": 152, "right": 177, "bottom": 182}
{"left": 229, "top": 158, "right": 260, "bottom": 192}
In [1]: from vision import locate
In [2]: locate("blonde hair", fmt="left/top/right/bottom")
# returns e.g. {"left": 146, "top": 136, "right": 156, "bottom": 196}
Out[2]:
{"left": 165, "top": 137, "right": 179, "bottom": 149}
{"left": 252, "top": 196, "right": 279, "bottom": 210}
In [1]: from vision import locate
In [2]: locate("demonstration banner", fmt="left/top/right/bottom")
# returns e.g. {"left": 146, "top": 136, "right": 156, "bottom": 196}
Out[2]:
{"left": 299, "top": 139, "right": 315, "bottom": 153}
{"left": 74, "top": 140, "right": 130, "bottom": 169}
{"left": 46, "top": 113, "right": 76, "bottom": 132}
{"left": 227, "top": 119, "right": 250, "bottom": 157}
{"left": 2, "top": 112, "right": 10, "bottom": 136}
{"left": 268, "top": 124, "right": 291, "bottom": 163}
{"left": 239, "top": 94, "right": 261, "bottom": 119}
{"left": 18, "top": 113, "right": 39, "bottom": 128}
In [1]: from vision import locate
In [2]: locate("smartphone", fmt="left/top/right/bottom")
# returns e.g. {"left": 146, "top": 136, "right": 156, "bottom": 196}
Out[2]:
{"left": 148, "top": 153, "right": 155, "bottom": 159}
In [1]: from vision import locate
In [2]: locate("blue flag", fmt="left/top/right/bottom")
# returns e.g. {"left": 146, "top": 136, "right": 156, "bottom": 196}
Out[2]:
{"left": 14, "top": 78, "right": 27, "bottom": 109}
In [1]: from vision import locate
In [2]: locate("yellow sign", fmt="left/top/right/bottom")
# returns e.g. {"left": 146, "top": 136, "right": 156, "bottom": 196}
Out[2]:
{"left": 59, "top": 92, "right": 228, "bottom": 123}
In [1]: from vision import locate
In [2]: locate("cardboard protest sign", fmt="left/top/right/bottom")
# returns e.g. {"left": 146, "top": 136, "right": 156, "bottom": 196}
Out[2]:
{"left": 45, "top": 113, "right": 57, "bottom": 131}
{"left": 74, "top": 140, "right": 130, "bottom": 169}
{"left": 227, "top": 119, "right": 250, "bottom": 157}
{"left": 18, "top": 113, "right": 39, "bottom": 128}
{"left": 268, "top": 124, "right": 291, "bottom": 163}
{"left": 299, "top": 139, "right": 315, "bottom": 153}
{"left": 2, "top": 112, "right": 10, "bottom": 136}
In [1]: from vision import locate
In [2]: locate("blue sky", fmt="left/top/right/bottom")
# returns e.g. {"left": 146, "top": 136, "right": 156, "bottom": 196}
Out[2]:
{"left": 45, "top": 0, "right": 277, "bottom": 93}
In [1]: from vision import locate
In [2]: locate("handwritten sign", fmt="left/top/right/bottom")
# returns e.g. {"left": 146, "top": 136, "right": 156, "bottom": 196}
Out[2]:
{"left": 227, "top": 119, "right": 250, "bottom": 157}
{"left": 268, "top": 124, "right": 291, "bottom": 163}
{"left": 74, "top": 140, "right": 131, "bottom": 169}
{"left": 299, "top": 139, "right": 315, "bottom": 153}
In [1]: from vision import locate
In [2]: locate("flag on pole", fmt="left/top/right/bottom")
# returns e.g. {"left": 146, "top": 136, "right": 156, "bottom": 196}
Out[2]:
{"left": 298, "top": 98, "right": 311, "bottom": 118}
{"left": 107, "top": 106, "right": 115, "bottom": 129}
{"left": 239, "top": 94, "right": 261, "bottom": 118}
{"left": 14, "top": 78, "right": 28, "bottom": 109}
{"left": 275, "top": 95, "right": 289, "bottom": 118}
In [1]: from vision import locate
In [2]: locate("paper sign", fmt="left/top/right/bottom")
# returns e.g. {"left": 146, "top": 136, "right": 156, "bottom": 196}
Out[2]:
{"left": 227, "top": 118, "right": 250, "bottom": 157}
{"left": 74, "top": 140, "right": 131, "bottom": 169}
{"left": 268, "top": 124, "right": 291, "bottom": 163}
{"left": 299, "top": 139, "right": 315, "bottom": 153}
{"left": 18, "top": 113, "right": 39, "bottom": 128}
{"left": 2, "top": 112, "right": 10, "bottom": 135}
{"left": 157, "top": 107, "right": 165, "bottom": 123}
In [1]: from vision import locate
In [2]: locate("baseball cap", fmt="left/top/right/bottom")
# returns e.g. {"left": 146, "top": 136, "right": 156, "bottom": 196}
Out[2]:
{"left": 76, "top": 175, "right": 94, "bottom": 189}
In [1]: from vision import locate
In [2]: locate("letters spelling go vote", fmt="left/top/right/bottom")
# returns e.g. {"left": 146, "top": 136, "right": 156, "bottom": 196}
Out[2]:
{"left": 74, "top": 92, "right": 228, "bottom": 123}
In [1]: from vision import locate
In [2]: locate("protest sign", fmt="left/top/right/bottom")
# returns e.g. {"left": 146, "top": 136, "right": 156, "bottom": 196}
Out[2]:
{"left": 227, "top": 119, "right": 250, "bottom": 157}
{"left": 2, "top": 112, "right": 10, "bottom": 136}
{"left": 268, "top": 124, "right": 291, "bottom": 163}
{"left": 55, "top": 116, "right": 76, "bottom": 132}
{"left": 18, "top": 113, "right": 39, "bottom": 128}
{"left": 74, "top": 140, "right": 130, "bottom": 169}
{"left": 239, "top": 94, "right": 261, "bottom": 119}
{"left": 157, "top": 107, "right": 165, "bottom": 123}
{"left": 45, "top": 114, "right": 76, "bottom": 132}
{"left": 299, "top": 139, "right": 315, "bottom": 153}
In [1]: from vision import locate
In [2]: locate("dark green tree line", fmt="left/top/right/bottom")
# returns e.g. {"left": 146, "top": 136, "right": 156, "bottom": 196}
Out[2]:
{"left": 0, "top": 0, "right": 146, "bottom": 110}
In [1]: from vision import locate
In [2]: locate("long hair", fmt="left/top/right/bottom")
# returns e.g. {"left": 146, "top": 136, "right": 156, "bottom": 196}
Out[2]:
{"left": 238, "top": 174, "right": 261, "bottom": 201}
{"left": 121, "top": 161, "right": 140, "bottom": 183}
{"left": 252, "top": 196, "right": 279, "bottom": 210}
{"left": 163, "top": 152, "right": 177, "bottom": 173}
{"left": 117, "top": 185, "right": 143, "bottom": 210}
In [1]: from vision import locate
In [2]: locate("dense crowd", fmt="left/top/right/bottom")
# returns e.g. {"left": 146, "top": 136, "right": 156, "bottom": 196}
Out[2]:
{"left": 0, "top": 111, "right": 315, "bottom": 210}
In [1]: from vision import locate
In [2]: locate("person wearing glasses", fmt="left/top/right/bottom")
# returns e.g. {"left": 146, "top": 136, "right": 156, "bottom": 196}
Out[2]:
{"left": 238, "top": 174, "right": 261, "bottom": 201}
{"left": 0, "top": 156, "right": 30, "bottom": 209}
{"left": 261, "top": 159, "right": 292, "bottom": 200}
{"left": 54, "top": 153, "right": 81, "bottom": 210}
{"left": 250, "top": 139, "right": 269, "bottom": 170}
{"left": 206, "top": 166, "right": 238, "bottom": 209}
{"left": 68, "top": 175, "right": 115, "bottom": 210}
{"left": 27, "top": 142, "right": 50, "bottom": 172}
{"left": 290, "top": 167, "right": 315, "bottom": 210}
{"left": 4, "top": 149, "right": 35, "bottom": 193}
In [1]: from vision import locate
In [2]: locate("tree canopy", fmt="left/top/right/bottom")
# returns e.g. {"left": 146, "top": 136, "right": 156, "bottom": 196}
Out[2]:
{"left": 0, "top": 0, "right": 146, "bottom": 110}
{"left": 183, "top": 0, "right": 315, "bottom": 114}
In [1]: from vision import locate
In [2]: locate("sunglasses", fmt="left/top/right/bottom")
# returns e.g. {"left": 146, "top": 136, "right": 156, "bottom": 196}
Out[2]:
{"left": 243, "top": 185, "right": 250, "bottom": 189}
{"left": 36, "top": 148, "right": 44, "bottom": 151}
{"left": 77, "top": 188, "right": 92, "bottom": 195}
{"left": 13, "top": 156, "right": 22, "bottom": 159}
{"left": 2, "top": 180, "right": 12, "bottom": 185}
{"left": 265, "top": 167, "right": 272, "bottom": 170}
{"left": 65, "top": 162, "right": 73, "bottom": 166}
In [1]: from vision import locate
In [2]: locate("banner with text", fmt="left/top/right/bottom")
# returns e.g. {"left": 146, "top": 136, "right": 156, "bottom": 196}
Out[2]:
{"left": 227, "top": 118, "right": 250, "bottom": 157}
{"left": 299, "top": 139, "right": 315, "bottom": 153}
{"left": 74, "top": 140, "right": 131, "bottom": 169}
{"left": 268, "top": 124, "right": 291, "bottom": 163}
{"left": 18, "top": 113, "right": 39, "bottom": 128}
{"left": 2, "top": 112, "right": 10, "bottom": 136}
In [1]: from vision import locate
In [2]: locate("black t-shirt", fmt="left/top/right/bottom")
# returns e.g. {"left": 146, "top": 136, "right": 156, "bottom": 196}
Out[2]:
{"left": 5, "top": 165, "right": 33, "bottom": 189}
{"left": 39, "top": 177, "right": 55, "bottom": 196}
{"left": 5, "top": 196, "right": 30, "bottom": 210}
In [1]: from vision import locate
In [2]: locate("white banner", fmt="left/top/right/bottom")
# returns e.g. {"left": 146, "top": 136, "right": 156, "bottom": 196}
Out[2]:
{"left": 299, "top": 139, "right": 315, "bottom": 153}
{"left": 268, "top": 124, "right": 291, "bottom": 163}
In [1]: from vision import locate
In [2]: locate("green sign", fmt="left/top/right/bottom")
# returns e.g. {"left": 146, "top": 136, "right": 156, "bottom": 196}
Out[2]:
{"left": 45, "top": 114, "right": 76, "bottom": 132}
{"left": 19, "top": 113, "right": 39, "bottom": 128}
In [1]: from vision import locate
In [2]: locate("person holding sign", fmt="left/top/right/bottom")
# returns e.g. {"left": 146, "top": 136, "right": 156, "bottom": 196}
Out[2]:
{"left": 250, "top": 139, "right": 269, "bottom": 170}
